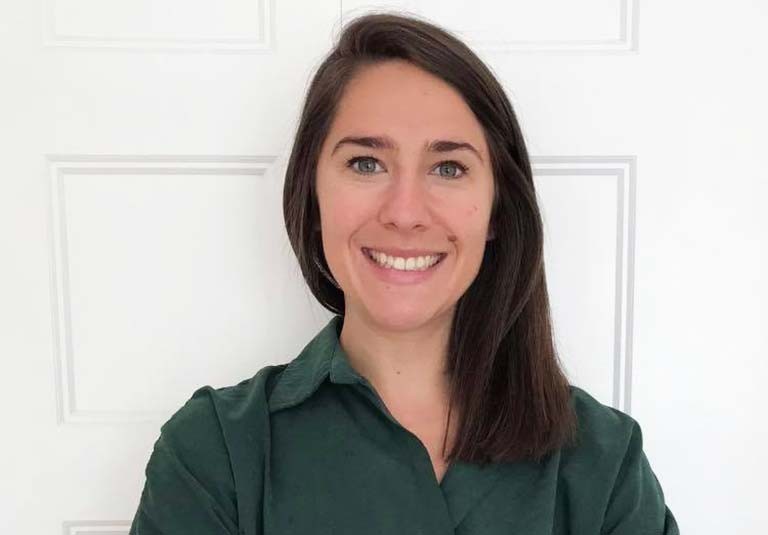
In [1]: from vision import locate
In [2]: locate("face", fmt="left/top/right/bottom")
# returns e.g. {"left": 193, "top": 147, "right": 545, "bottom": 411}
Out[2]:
{"left": 315, "top": 60, "right": 495, "bottom": 332}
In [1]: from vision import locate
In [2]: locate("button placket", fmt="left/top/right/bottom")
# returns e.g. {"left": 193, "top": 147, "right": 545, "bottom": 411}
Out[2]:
{"left": 350, "top": 379, "right": 456, "bottom": 533}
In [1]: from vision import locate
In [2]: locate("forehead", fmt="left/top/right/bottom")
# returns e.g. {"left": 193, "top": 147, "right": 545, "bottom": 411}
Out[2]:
{"left": 326, "top": 60, "right": 487, "bottom": 152}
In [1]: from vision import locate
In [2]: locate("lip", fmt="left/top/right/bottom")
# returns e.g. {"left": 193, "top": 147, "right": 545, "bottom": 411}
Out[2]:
{"left": 360, "top": 247, "right": 447, "bottom": 285}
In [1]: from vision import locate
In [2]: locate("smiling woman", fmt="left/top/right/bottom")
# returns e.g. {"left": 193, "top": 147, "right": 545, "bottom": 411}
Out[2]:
{"left": 314, "top": 58, "right": 495, "bottom": 340}
{"left": 130, "top": 11, "right": 679, "bottom": 535}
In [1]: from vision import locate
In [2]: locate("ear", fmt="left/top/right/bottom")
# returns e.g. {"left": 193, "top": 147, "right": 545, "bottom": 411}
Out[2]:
{"left": 486, "top": 224, "right": 495, "bottom": 241}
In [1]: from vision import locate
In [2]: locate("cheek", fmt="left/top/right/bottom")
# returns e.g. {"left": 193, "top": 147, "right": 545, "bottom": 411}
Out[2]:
{"left": 453, "top": 199, "right": 488, "bottom": 227}
{"left": 319, "top": 191, "right": 368, "bottom": 242}
{"left": 453, "top": 201, "right": 491, "bottom": 251}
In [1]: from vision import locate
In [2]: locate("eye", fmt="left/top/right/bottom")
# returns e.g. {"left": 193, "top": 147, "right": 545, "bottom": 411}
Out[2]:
{"left": 345, "top": 156, "right": 384, "bottom": 175}
{"left": 345, "top": 156, "right": 469, "bottom": 180}
{"left": 432, "top": 160, "right": 468, "bottom": 180}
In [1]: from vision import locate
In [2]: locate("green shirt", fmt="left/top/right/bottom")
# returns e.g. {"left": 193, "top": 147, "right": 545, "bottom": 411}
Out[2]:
{"left": 130, "top": 315, "right": 680, "bottom": 534}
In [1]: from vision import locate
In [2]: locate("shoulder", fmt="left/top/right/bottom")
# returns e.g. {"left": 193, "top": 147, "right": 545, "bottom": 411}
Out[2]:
{"left": 569, "top": 385, "right": 638, "bottom": 440}
{"left": 134, "top": 365, "right": 289, "bottom": 534}
{"left": 162, "top": 363, "right": 289, "bottom": 443}
{"left": 147, "top": 365, "right": 289, "bottom": 500}
{"left": 565, "top": 388, "right": 679, "bottom": 533}
{"left": 565, "top": 385, "right": 643, "bottom": 467}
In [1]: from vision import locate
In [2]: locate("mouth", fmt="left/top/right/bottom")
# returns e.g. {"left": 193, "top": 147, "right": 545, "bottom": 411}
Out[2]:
{"left": 361, "top": 247, "right": 447, "bottom": 272}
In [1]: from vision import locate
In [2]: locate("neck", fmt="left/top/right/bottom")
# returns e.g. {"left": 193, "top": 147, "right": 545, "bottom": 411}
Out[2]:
{"left": 338, "top": 308, "right": 455, "bottom": 412}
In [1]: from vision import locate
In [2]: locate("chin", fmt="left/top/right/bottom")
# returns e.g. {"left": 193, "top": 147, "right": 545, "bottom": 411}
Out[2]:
{"left": 363, "top": 304, "right": 446, "bottom": 333}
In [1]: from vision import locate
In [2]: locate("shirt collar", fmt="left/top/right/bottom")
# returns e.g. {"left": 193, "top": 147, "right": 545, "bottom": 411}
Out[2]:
{"left": 267, "top": 315, "right": 513, "bottom": 528}
{"left": 268, "top": 315, "right": 365, "bottom": 413}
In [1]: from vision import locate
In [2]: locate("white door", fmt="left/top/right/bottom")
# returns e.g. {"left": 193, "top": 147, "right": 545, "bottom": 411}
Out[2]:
{"left": 1, "top": 1, "right": 765, "bottom": 533}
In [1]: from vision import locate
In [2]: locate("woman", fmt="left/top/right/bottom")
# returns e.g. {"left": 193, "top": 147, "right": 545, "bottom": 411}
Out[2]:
{"left": 130, "top": 12, "right": 680, "bottom": 535}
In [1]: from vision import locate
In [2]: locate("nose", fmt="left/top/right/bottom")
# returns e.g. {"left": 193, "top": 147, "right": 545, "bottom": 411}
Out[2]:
{"left": 377, "top": 173, "right": 432, "bottom": 232}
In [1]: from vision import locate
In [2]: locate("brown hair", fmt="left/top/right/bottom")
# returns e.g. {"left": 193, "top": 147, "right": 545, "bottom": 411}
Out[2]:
{"left": 283, "top": 11, "right": 578, "bottom": 464}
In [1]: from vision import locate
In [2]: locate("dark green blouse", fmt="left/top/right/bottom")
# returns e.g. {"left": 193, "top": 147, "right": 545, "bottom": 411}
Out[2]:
{"left": 130, "top": 315, "right": 680, "bottom": 534}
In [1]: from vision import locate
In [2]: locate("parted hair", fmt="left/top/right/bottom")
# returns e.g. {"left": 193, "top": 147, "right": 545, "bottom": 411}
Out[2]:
{"left": 283, "top": 11, "right": 578, "bottom": 464}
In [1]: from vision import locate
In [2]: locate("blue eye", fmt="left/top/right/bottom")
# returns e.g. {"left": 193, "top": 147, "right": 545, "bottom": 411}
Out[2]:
{"left": 345, "top": 156, "right": 468, "bottom": 179}
{"left": 434, "top": 160, "right": 468, "bottom": 179}
{"left": 346, "top": 156, "right": 383, "bottom": 174}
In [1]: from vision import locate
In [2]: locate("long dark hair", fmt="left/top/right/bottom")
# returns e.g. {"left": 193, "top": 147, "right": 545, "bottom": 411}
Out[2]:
{"left": 283, "top": 11, "right": 578, "bottom": 464}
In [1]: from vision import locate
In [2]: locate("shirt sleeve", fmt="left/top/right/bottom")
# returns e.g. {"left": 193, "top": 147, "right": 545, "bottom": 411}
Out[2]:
{"left": 129, "top": 388, "right": 239, "bottom": 535}
{"left": 600, "top": 421, "right": 680, "bottom": 534}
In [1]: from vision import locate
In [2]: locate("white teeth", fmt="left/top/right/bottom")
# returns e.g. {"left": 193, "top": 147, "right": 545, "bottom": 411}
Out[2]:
{"left": 365, "top": 248, "right": 443, "bottom": 271}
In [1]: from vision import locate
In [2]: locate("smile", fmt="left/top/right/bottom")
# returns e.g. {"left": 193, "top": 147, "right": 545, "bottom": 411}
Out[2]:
{"left": 361, "top": 247, "right": 447, "bottom": 272}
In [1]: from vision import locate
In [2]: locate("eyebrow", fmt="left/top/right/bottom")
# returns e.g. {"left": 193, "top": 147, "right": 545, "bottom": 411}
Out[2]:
{"left": 330, "top": 135, "right": 484, "bottom": 163}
